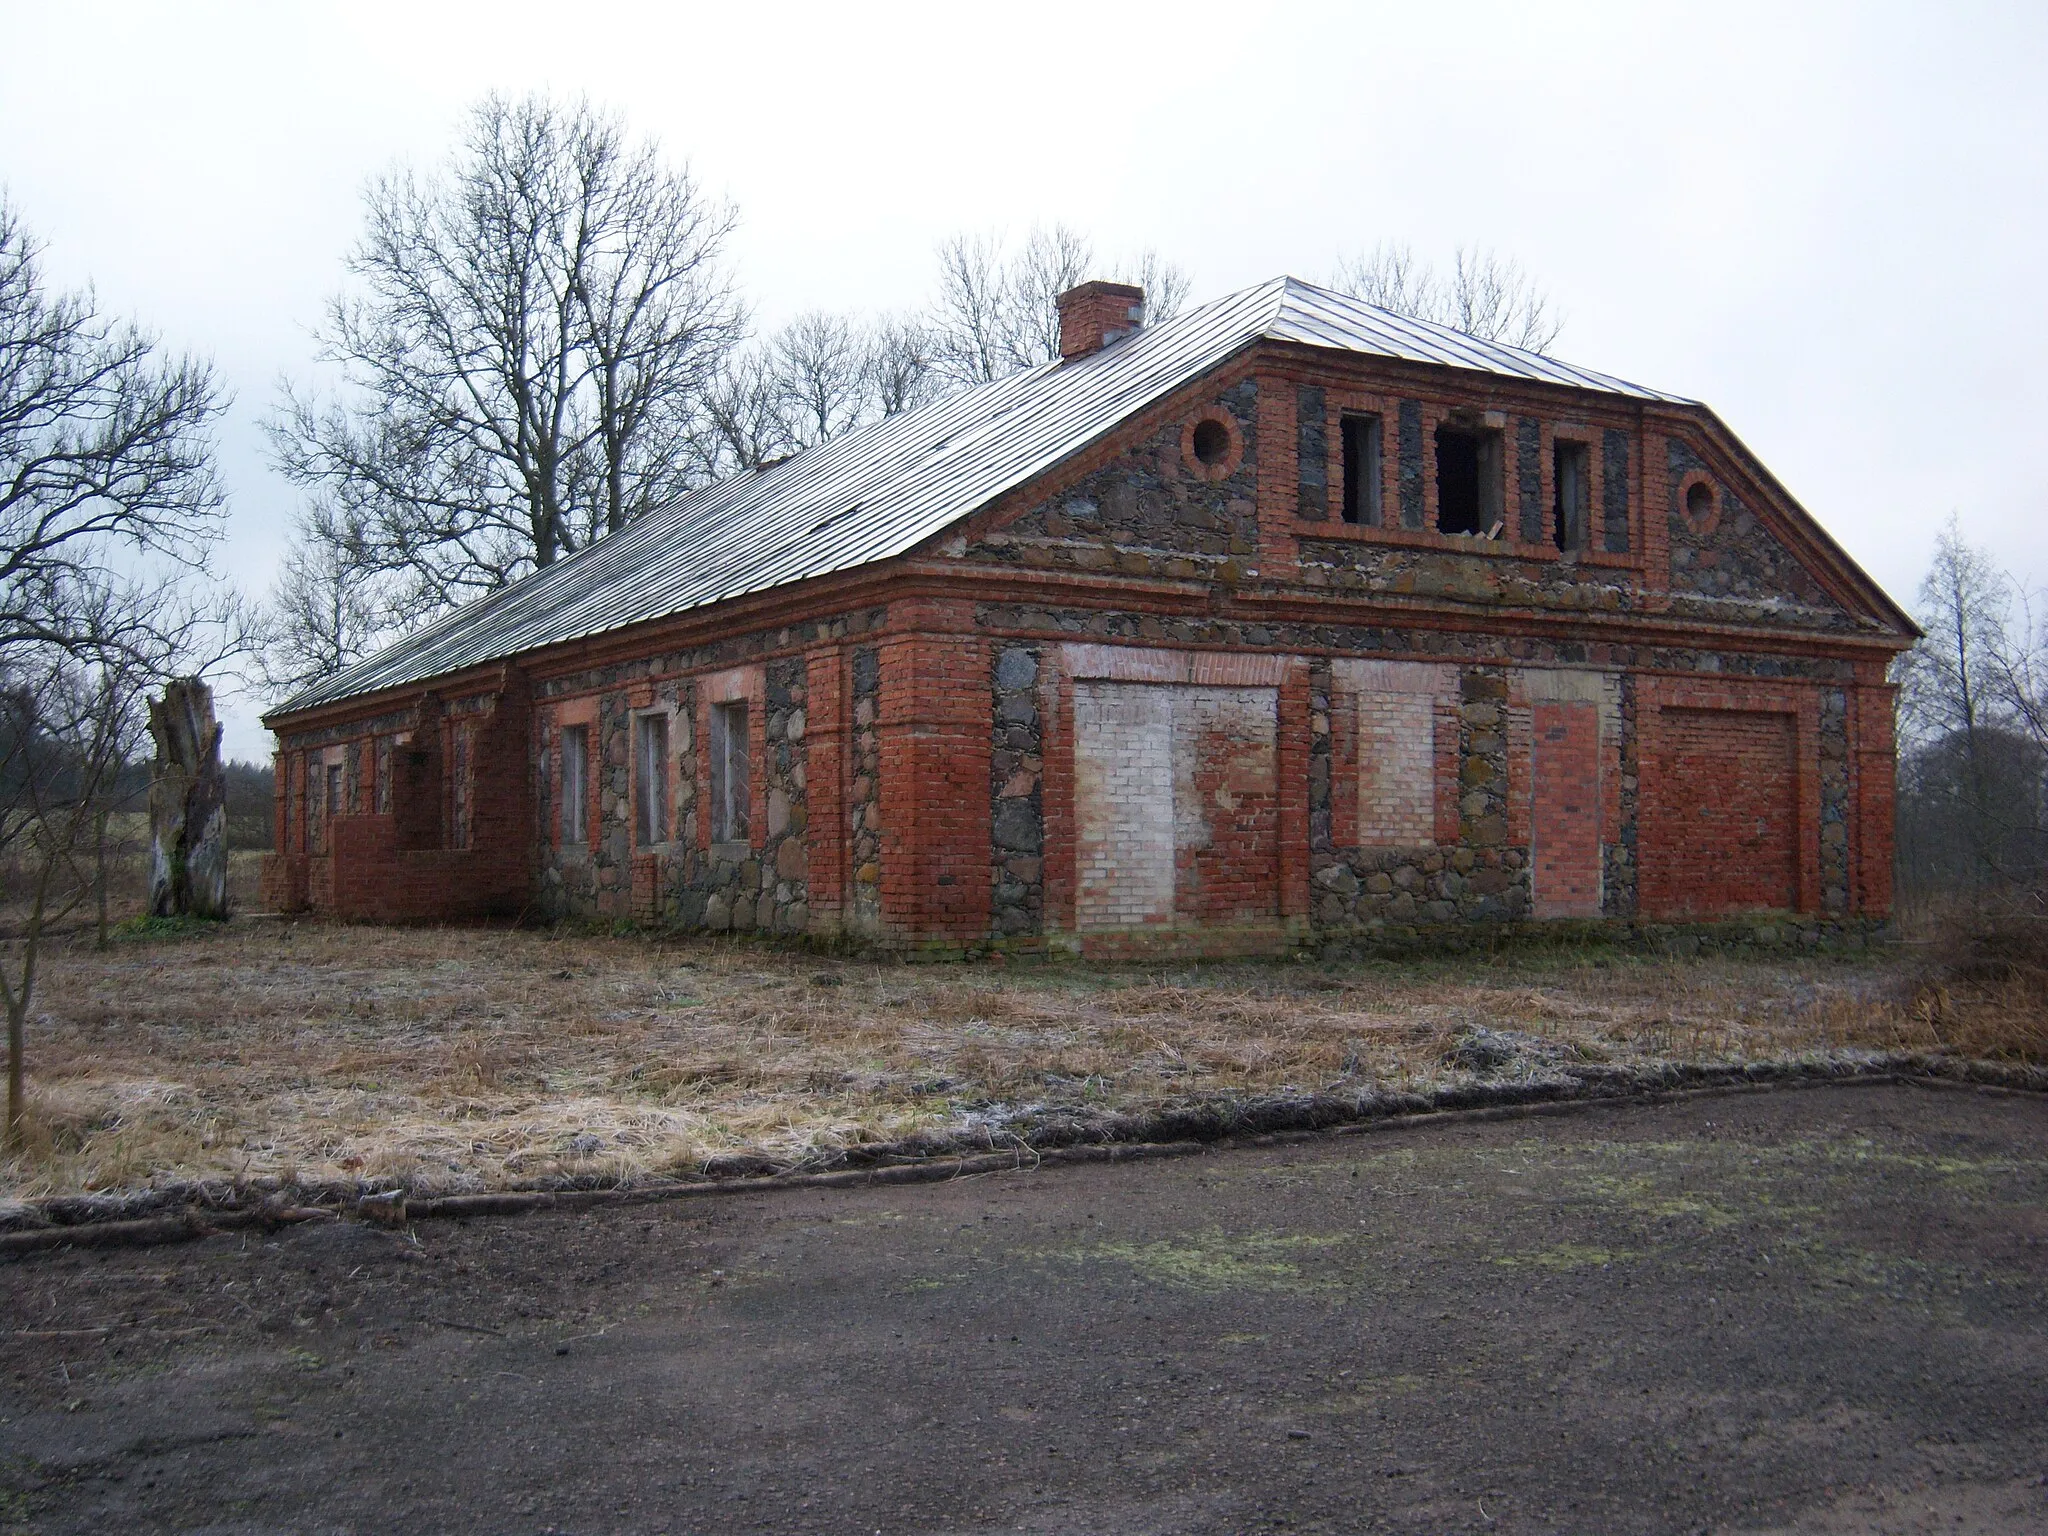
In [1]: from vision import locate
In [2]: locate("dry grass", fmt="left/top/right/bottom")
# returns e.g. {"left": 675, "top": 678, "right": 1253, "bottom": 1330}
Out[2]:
{"left": 1897, "top": 892, "right": 2048, "bottom": 1063}
{"left": 0, "top": 916, "right": 2001, "bottom": 1203}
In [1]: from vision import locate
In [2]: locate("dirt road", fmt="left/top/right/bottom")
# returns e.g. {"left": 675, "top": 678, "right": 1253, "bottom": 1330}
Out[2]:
{"left": 3, "top": 1081, "right": 2045, "bottom": 1534}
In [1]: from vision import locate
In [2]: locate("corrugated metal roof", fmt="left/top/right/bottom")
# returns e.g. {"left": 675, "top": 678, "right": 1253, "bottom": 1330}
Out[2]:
{"left": 274, "top": 276, "right": 1692, "bottom": 716}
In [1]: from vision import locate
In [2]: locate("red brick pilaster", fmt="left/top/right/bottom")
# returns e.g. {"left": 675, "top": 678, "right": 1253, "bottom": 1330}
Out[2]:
{"left": 1254, "top": 373, "right": 1300, "bottom": 580}
{"left": 877, "top": 605, "right": 991, "bottom": 946}
{"left": 1852, "top": 677, "right": 1897, "bottom": 918}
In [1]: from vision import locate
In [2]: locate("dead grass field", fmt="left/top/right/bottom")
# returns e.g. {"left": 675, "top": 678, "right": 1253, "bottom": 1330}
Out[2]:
{"left": 0, "top": 914, "right": 2002, "bottom": 1205}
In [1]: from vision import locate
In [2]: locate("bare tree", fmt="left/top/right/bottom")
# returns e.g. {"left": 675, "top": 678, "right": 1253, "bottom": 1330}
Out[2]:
{"left": 928, "top": 231, "right": 1010, "bottom": 388}
{"left": 927, "top": 224, "right": 1194, "bottom": 385}
{"left": 771, "top": 311, "right": 873, "bottom": 449}
{"left": 0, "top": 647, "right": 149, "bottom": 1150}
{"left": 1122, "top": 248, "right": 1192, "bottom": 330}
{"left": 862, "top": 313, "right": 941, "bottom": 418}
{"left": 0, "top": 197, "right": 228, "bottom": 660}
{"left": 687, "top": 311, "right": 946, "bottom": 480}
{"left": 253, "top": 502, "right": 396, "bottom": 700}
{"left": 1984, "top": 578, "right": 2048, "bottom": 764}
{"left": 0, "top": 197, "right": 240, "bottom": 1153}
{"left": 1895, "top": 517, "right": 2048, "bottom": 896}
{"left": 993, "top": 224, "right": 1095, "bottom": 373}
{"left": 690, "top": 348, "right": 799, "bottom": 478}
{"left": 1900, "top": 516, "right": 2006, "bottom": 878}
{"left": 268, "top": 92, "right": 744, "bottom": 618}
{"left": 1331, "top": 242, "right": 1564, "bottom": 354}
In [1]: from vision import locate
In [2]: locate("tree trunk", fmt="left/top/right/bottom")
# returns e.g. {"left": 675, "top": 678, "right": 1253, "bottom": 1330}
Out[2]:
{"left": 147, "top": 678, "right": 229, "bottom": 919}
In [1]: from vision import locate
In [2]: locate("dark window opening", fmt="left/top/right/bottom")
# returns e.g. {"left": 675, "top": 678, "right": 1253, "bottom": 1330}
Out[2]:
{"left": 1685, "top": 480, "right": 1714, "bottom": 524}
{"left": 710, "top": 701, "right": 750, "bottom": 845}
{"left": 1340, "top": 413, "right": 1382, "bottom": 525}
{"left": 560, "top": 724, "right": 589, "bottom": 845}
{"left": 1434, "top": 424, "right": 1504, "bottom": 536}
{"left": 1191, "top": 417, "right": 1229, "bottom": 467}
{"left": 634, "top": 713, "right": 669, "bottom": 847}
{"left": 1554, "top": 440, "right": 1591, "bottom": 551}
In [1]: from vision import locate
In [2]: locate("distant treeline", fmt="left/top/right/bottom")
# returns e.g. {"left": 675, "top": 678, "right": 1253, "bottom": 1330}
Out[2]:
{"left": 1893, "top": 521, "right": 2046, "bottom": 908}
{"left": 223, "top": 760, "right": 274, "bottom": 852}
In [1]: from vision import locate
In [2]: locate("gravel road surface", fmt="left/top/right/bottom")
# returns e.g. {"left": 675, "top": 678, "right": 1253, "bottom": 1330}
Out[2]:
{"left": 2, "top": 1081, "right": 2044, "bottom": 1534}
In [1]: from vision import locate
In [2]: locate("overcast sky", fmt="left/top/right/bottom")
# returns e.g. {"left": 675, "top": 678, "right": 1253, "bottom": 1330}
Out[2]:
{"left": 4, "top": 1, "right": 2043, "bottom": 758}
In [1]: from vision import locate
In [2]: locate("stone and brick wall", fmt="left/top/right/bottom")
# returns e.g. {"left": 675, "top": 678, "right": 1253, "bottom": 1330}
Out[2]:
{"left": 967, "top": 378, "right": 1260, "bottom": 581}
{"left": 1665, "top": 437, "right": 1848, "bottom": 627}
{"left": 848, "top": 645, "right": 883, "bottom": 936}
{"left": 262, "top": 339, "right": 1906, "bottom": 948}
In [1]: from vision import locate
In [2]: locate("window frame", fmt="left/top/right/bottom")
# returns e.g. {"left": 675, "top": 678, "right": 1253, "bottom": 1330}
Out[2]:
{"left": 709, "top": 699, "right": 751, "bottom": 848}
{"left": 632, "top": 710, "right": 672, "bottom": 848}
{"left": 559, "top": 722, "right": 590, "bottom": 848}
{"left": 1553, "top": 436, "right": 1592, "bottom": 553}
{"left": 1292, "top": 390, "right": 1641, "bottom": 569}
{"left": 1339, "top": 412, "right": 1383, "bottom": 527}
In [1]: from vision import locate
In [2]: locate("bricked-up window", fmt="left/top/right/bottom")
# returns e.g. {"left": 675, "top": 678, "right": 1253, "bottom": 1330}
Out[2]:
{"left": 325, "top": 763, "right": 342, "bottom": 817}
{"left": 560, "top": 724, "right": 589, "bottom": 845}
{"left": 710, "top": 701, "right": 750, "bottom": 845}
{"left": 1356, "top": 693, "right": 1438, "bottom": 846}
{"left": 1435, "top": 424, "right": 1504, "bottom": 536}
{"left": 1340, "top": 413, "right": 1382, "bottom": 525}
{"left": 1554, "top": 440, "right": 1591, "bottom": 551}
{"left": 634, "top": 713, "right": 670, "bottom": 847}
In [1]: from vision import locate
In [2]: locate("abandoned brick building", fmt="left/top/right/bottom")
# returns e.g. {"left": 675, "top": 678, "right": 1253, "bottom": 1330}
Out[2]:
{"left": 261, "top": 275, "right": 1915, "bottom": 953}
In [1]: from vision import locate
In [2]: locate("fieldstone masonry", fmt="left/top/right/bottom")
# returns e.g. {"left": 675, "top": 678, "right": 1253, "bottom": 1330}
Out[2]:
{"left": 989, "top": 645, "right": 1044, "bottom": 938}
{"left": 848, "top": 645, "right": 882, "bottom": 934}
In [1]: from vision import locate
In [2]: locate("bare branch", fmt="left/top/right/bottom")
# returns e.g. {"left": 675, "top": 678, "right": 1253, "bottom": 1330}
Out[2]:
{"left": 1330, "top": 241, "right": 1564, "bottom": 355}
{"left": 266, "top": 91, "right": 743, "bottom": 643}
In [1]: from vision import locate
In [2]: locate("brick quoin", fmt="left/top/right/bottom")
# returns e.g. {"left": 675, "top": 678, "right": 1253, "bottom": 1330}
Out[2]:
{"left": 262, "top": 314, "right": 1914, "bottom": 949}
{"left": 876, "top": 607, "right": 992, "bottom": 947}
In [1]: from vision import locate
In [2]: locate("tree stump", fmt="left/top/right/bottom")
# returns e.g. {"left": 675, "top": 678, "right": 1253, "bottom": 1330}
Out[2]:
{"left": 148, "top": 678, "right": 229, "bottom": 919}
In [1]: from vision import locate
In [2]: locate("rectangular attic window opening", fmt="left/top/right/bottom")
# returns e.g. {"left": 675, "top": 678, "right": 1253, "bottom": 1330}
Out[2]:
{"left": 1434, "top": 424, "right": 1504, "bottom": 536}
{"left": 1340, "top": 413, "right": 1382, "bottom": 525}
{"left": 1554, "top": 440, "right": 1590, "bottom": 552}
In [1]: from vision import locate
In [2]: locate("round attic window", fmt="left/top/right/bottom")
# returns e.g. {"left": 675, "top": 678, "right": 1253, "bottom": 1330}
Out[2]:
{"left": 1685, "top": 481, "right": 1714, "bottom": 523}
{"left": 1191, "top": 417, "right": 1230, "bottom": 467}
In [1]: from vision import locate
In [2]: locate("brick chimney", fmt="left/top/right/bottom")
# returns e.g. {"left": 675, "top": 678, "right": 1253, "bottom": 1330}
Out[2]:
{"left": 1057, "top": 280, "right": 1146, "bottom": 361}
